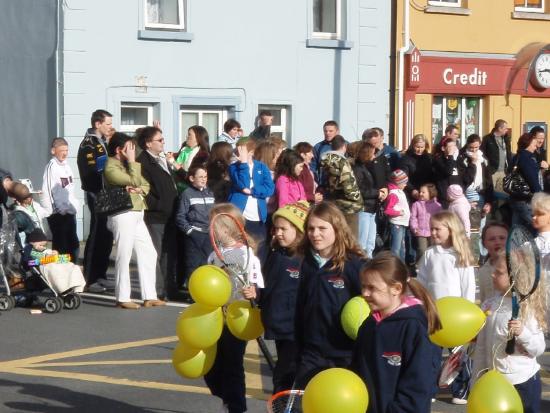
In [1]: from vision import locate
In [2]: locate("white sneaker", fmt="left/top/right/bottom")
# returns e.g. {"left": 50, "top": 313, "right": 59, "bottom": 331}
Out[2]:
{"left": 98, "top": 278, "right": 115, "bottom": 289}
{"left": 451, "top": 397, "right": 468, "bottom": 405}
{"left": 87, "top": 282, "right": 106, "bottom": 293}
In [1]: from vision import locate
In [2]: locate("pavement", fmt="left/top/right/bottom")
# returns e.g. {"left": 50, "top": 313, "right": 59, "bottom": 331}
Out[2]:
{"left": 0, "top": 252, "right": 549, "bottom": 412}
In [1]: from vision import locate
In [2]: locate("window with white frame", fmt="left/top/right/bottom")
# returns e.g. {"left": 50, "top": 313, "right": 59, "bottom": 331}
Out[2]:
{"left": 431, "top": 96, "right": 482, "bottom": 147}
{"left": 120, "top": 103, "right": 155, "bottom": 135}
{"left": 145, "top": 0, "right": 185, "bottom": 30}
{"left": 312, "top": 0, "right": 342, "bottom": 39}
{"left": 428, "top": 0, "right": 461, "bottom": 7}
{"left": 514, "top": 0, "right": 545, "bottom": 12}
{"left": 258, "top": 105, "right": 292, "bottom": 142}
{"left": 180, "top": 107, "right": 227, "bottom": 146}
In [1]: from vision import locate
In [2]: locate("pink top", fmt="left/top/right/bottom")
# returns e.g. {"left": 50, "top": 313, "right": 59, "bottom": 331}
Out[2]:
{"left": 410, "top": 199, "right": 443, "bottom": 237}
{"left": 276, "top": 175, "right": 307, "bottom": 208}
{"left": 372, "top": 296, "right": 423, "bottom": 323}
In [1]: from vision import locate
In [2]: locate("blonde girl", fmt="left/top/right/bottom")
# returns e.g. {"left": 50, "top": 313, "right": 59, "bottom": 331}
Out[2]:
{"left": 472, "top": 251, "right": 547, "bottom": 413}
{"left": 294, "top": 201, "right": 366, "bottom": 388}
{"left": 204, "top": 203, "right": 263, "bottom": 413}
{"left": 352, "top": 252, "right": 441, "bottom": 413}
{"left": 417, "top": 210, "right": 476, "bottom": 404}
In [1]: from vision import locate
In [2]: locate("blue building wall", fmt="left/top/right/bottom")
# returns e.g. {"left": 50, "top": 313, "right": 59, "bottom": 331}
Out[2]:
{"left": 61, "top": 0, "right": 391, "bottom": 236}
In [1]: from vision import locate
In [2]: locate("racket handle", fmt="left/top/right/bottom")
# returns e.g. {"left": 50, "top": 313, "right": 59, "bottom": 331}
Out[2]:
{"left": 505, "top": 337, "right": 516, "bottom": 355}
{"left": 256, "top": 337, "right": 276, "bottom": 371}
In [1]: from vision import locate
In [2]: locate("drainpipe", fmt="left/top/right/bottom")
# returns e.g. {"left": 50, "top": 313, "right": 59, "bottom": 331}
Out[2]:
{"left": 56, "top": 0, "right": 64, "bottom": 137}
{"left": 397, "top": 0, "right": 410, "bottom": 150}
{"left": 388, "top": 0, "right": 397, "bottom": 144}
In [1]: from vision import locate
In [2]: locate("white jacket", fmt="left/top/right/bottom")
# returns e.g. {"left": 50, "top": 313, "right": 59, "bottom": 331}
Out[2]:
{"left": 472, "top": 295, "right": 545, "bottom": 385}
{"left": 40, "top": 158, "right": 79, "bottom": 215}
{"left": 417, "top": 245, "right": 476, "bottom": 302}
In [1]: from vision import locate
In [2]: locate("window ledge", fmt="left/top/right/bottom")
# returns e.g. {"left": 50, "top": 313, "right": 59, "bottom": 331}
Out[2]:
{"left": 306, "top": 38, "right": 354, "bottom": 50}
{"left": 138, "top": 30, "right": 193, "bottom": 42}
{"left": 511, "top": 11, "right": 550, "bottom": 21}
{"left": 425, "top": 6, "right": 471, "bottom": 16}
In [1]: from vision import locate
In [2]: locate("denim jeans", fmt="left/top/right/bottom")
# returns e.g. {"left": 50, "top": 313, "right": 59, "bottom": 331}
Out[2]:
{"left": 514, "top": 372, "right": 541, "bottom": 413}
{"left": 358, "top": 211, "right": 377, "bottom": 258}
{"left": 390, "top": 224, "right": 406, "bottom": 261}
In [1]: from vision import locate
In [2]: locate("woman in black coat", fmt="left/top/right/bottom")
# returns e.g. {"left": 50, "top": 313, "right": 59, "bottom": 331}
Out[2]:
{"left": 399, "top": 134, "right": 434, "bottom": 200}
{"left": 433, "top": 138, "right": 462, "bottom": 208}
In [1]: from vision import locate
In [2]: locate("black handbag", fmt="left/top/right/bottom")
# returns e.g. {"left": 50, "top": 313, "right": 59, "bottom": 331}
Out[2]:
{"left": 95, "top": 187, "right": 133, "bottom": 216}
{"left": 503, "top": 161, "right": 531, "bottom": 198}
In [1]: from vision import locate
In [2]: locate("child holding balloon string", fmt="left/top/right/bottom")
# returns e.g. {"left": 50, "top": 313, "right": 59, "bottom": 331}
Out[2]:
{"left": 204, "top": 202, "right": 264, "bottom": 413}
{"left": 471, "top": 250, "right": 547, "bottom": 413}
{"left": 244, "top": 200, "right": 309, "bottom": 394}
{"left": 293, "top": 201, "right": 367, "bottom": 389}
{"left": 416, "top": 210, "right": 476, "bottom": 404}
{"left": 351, "top": 251, "right": 442, "bottom": 413}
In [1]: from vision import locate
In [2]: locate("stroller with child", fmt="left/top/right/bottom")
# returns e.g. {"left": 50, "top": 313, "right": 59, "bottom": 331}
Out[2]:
{"left": 0, "top": 207, "right": 82, "bottom": 313}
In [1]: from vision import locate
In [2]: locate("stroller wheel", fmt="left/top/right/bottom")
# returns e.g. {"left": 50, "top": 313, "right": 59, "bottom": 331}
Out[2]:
{"left": 43, "top": 297, "right": 62, "bottom": 314}
{"left": 0, "top": 294, "right": 15, "bottom": 311}
{"left": 63, "top": 294, "right": 81, "bottom": 310}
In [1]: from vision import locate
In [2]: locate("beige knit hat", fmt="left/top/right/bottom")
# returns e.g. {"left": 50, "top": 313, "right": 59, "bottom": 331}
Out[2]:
{"left": 272, "top": 201, "right": 310, "bottom": 233}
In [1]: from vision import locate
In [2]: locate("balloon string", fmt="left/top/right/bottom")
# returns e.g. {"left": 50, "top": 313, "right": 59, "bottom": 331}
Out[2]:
{"left": 485, "top": 283, "right": 515, "bottom": 371}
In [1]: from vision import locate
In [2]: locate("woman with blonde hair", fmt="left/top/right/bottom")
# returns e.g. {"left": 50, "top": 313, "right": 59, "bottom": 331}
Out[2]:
{"left": 399, "top": 134, "right": 434, "bottom": 200}
{"left": 294, "top": 201, "right": 367, "bottom": 388}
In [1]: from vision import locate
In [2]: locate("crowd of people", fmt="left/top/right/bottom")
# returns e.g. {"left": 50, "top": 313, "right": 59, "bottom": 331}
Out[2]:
{"left": 1, "top": 109, "right": 550, "bottom": 413}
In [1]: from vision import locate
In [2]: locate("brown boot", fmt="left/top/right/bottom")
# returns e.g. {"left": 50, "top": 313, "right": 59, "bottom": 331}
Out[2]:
{"left": 116, "top": 301, "right": 140, "bottom": 310}
{"left": 143, "top": 299, "right": 166, "bottom": 307}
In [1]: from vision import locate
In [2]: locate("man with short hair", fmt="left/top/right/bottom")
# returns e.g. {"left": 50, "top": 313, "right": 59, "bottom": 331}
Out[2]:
{"left": 77, "top": 109, "right": 115, "bottom": 293}
{"left": 320, "top": 135, "right": 363, "bottom": 237}
{"left": 362, "top": 127, "right": 400, "bottom": 171}
{"left": 218, "top": 119, "right": 242, "bottom": 148}
{"left": 311, "top": 120, "right": 340, "bottom": 181}
{"left": 481, "top": 119, "right": 512, "bottom": 196}
{"left": 136, "top": 126, "right": 179, "bottom": 300}
{"left": 444, "top": 124, "right": 460, "bottom": 142}
{"left": 250, "top": 110, "right": 273, "bottom": 140}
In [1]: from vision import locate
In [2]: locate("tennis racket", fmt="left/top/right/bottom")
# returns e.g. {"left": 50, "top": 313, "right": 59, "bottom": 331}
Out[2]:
{"left": 209, "top": 212, "right": 276, "bottom": 371}
{"left": 266, "top": 389, "right": 305, "bottom": 413}
{"left": 438, "top": 344, "right": 474, "bottom": 388}
{"left": 504, "top": 225, "right": 541, "bottom": 355}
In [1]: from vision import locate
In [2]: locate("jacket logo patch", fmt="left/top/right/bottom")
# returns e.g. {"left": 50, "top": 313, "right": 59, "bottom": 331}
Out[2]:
{"left": 327, "top": 276, "right": 345, "bottom": 289}
{"left": 382, "top": 352, "right": 401, "bottom": 366}
{"left": 287, "top": 268, "right": 300, "bottom": 279}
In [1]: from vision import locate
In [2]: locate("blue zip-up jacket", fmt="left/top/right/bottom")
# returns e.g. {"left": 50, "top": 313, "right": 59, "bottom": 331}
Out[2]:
{"left": 311, "top": 139, "right": 333, "bottom": 182}
{"left": 228, "top": 160, "right": 275, "bottom": 222}
{"left": 351, "top": 304, "right": 434, "bottom": 413}
{"left": 295, "top": 252, "right": 364, "bottom": 358}
{"left": 175, "top": 185, "right": 215, "bottom": 234}
{"left": 258, "top": 246, "right": 301, "bottom": 341}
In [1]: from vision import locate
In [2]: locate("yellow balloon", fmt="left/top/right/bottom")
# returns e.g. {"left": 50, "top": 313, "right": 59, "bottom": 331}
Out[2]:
{"left": 430, "top": 297, "right": 486, "bottom": 348}
{"left": 176, "top": 303, "right": 223, "bottom": 349}
{"left": 341, "top": 296, "right": 371, "bottom": 340}
{"left": 225, "top": 300, "right": 264, "bottom": 341}
{"left": 467, "top": 370, "right": 523, "bottom": 413}
{"left": 172, "top": 343, "right": 217, "bottom": 379}
{"left": 303, "top": 368, "right": 369, "bottom": 413}
{"left": 189, "top": 265, "right": 232, "bottom": 308}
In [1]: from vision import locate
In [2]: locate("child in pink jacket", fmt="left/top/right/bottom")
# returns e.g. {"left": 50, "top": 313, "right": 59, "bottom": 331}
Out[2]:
{"left": 410, "top": 183, "right": 442, "bottom": 261}
{"left": 447, "top": 184, "right": 471, "bottom": 237}
{"left": 275, "top": 149, "right": 307, "bottom": 208}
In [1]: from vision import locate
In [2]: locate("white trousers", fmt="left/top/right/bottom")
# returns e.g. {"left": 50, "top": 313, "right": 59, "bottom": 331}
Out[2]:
{"left": 108, "top": 210, "right": 158, "bottom": 302}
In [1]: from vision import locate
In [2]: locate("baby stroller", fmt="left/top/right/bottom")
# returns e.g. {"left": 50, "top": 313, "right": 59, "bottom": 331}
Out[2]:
{"left": 0, "top": 208, "right": 81, "bottom": 313}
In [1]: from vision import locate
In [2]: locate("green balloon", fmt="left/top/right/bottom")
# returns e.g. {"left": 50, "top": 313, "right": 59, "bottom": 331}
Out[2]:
{"left": 468, "top": 370, "right": 523, "bottom": 413}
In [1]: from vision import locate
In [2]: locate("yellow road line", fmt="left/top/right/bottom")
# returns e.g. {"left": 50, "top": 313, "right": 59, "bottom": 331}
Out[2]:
{"left": 29, "top": 360, "right": 172, "bottom": 368}
{"left": 0, "top": 336, "right": 178, "bottom": 368}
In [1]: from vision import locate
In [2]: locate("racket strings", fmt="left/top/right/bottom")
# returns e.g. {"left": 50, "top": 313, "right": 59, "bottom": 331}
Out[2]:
{"left": 267, "top": 392, "right": 304, "bottom": 413}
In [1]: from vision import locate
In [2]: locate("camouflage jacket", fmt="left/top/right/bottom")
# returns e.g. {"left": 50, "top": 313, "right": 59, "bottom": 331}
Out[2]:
{"left": 320, "top": 151, "right": 363, "bottom": 214}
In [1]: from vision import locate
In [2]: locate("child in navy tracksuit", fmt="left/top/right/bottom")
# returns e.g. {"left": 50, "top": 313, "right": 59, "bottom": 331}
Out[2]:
{"left": 351, "top": 251, "right": 442, "bottom": 413}
{"left": 293, "top": 201, "right": 367, "bottom": 389}
{"left": 175, "top": 165, "right": 215, "bottom": 287}
{"left": 252, "top": 201, "right": 309, "bottom": 393}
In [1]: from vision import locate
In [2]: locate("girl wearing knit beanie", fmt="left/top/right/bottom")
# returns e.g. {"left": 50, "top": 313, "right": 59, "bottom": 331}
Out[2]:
{"left": 447, "top": 184, "right": 471, "bottom": 237}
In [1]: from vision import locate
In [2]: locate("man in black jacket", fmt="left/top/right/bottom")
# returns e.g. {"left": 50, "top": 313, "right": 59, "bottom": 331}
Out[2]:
{"left": 481, "top": 119, "right": 512, "bottom": 187}
{"left": 77, "top": 110, "right": 114, "bottom": 293}
{"left": 136, "top": 126, "right": 179, "bottom": 300}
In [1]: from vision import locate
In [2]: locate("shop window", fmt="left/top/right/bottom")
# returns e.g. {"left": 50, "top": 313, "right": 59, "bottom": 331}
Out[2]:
{"left": 257, "top": 105, "right": 292, "bottom": 142}
{"left": 312, "top": 0, "right": 342, "bottom": 39}
{"left": 514, "top": 0, "right": 545, "bottom": 12}
{"left": 431, "top": 97, "right": 482, "bottom": 147}
{"left": 120, "top": 103, "right": 157, "bottom": 135}
{"left": 180, "top": 107, "right": 228, "bottom": 146}
{"left": 428, "top": 0, "right": 461, "bottom": 7}
{"left": 145, "top": 0, "right": 185, "bottom": 30}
